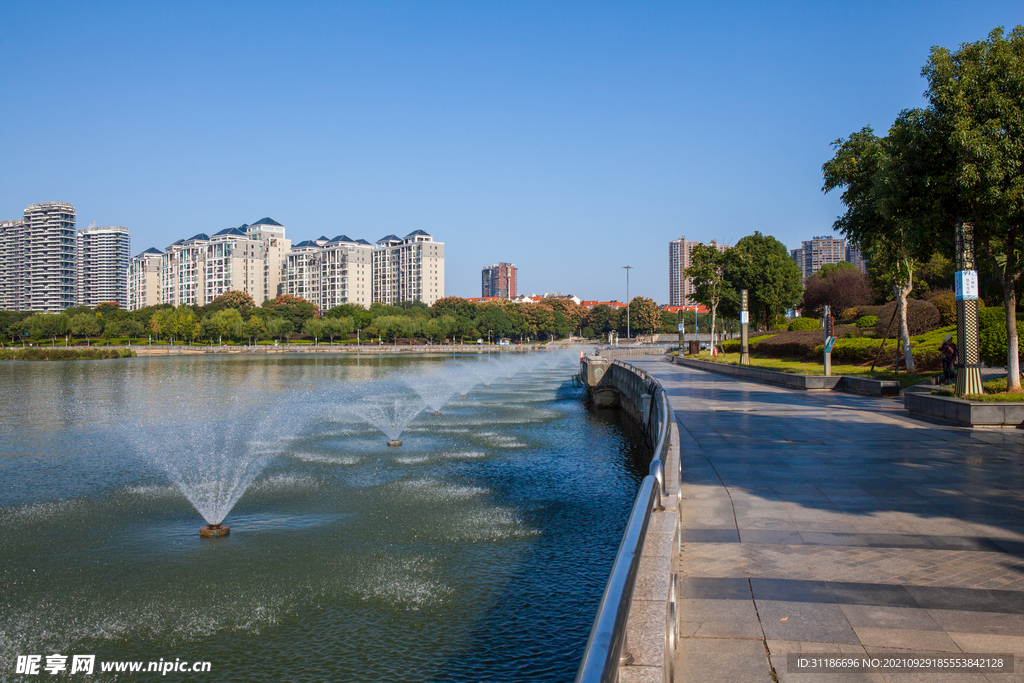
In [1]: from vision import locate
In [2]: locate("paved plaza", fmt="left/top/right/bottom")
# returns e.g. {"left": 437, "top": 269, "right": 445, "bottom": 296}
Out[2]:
{"left": 631, "top": 358, "right": 1024, "bottom": 683}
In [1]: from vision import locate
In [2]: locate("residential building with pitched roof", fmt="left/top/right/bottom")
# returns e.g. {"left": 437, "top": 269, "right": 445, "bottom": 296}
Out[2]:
{"left": 158, "top": 217, "right": 292, "bottom": 307}
{"left": 371, "top": 230, "right": 444, "bottom": 305}
{"left": 285, "top": 234, "right": 373, "bottom": 309}
{"left": 128, "top": 247, "right": 163, "bottom": 310}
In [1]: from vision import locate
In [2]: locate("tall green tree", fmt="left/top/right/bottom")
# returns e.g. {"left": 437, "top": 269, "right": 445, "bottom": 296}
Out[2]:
{"left": 628, "top": 297, "right": 662, "bottom": 335}
{"left": 684, "top": 243, "right": 728, "bottom": 347}
{"left": 70, "top": 313, "right": 101, "bottom": 346}
{"left": 721, "top": 232, "right": 803, "bottom": 330}
{"left": 821, "top": 115, "right": 942, "bottom": 372}
{"left": 303, "top": 318, "right": 326, "bottom": 345}
{"left": 924, "top": 26, "right": 1024, "bottom": 389}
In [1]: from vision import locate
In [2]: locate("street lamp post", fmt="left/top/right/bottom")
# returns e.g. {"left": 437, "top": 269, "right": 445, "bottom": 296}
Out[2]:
{"left": 623, "top": 265, "right": 632, "bottom": 339}
{"left": 488, "top": 329, "right": 493, "bottom": 345}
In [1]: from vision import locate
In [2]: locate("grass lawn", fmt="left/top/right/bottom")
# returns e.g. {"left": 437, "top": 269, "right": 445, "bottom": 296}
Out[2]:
{"left": 931, "top": 376, "right": 1024, "bottom": 402}
{"left": 689, "top": 351, "right": 935, "bottom": 389}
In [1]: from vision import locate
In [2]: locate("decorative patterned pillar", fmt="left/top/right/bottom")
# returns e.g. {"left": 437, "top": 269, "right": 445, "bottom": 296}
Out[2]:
{"left": 740, "top": 289, "right": 750, "bottom": 365}
{"left": 954, "top": 221, "right": 983, "bottom": 397}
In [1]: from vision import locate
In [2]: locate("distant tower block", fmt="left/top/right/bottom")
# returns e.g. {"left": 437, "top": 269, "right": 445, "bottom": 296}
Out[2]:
{"left": 482, "top": 262, "right": 517, "bottom": 298}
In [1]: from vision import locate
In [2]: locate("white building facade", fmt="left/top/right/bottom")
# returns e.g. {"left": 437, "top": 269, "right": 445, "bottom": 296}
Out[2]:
{"left": 127, "top": 247, "right": 163, "bottom": 311}
{"left": 76, "top": 225, "right": 130, "bottom": 308}
{"left": 371, "top": 230, "right": 445, "bottom": 306}
{"left": 156, "top": 218, "right": 292, "bottom": 307}
{"left": 285, "top": 235, "right": 373, "bottom": 310}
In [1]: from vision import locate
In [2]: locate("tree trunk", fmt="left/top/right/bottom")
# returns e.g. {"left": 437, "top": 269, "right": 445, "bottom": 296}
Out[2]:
{"left": 1004, "top": 270, "right": 1022, "bottom": 391}
{"left": 710, "top": 307, "right": 717, "bottom": 352}
{"left": 895, "top": 275, "right": 916, "bottom": 373}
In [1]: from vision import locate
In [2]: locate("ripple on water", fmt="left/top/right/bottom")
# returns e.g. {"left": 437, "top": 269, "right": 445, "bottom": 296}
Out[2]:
{"left": 0, "top": 498, "right": 89, "bottom": 525}
{"left": 351, "top": 555, "right": 452, "bottom": 609}
{"left": 247, "top": 473, "right": 322, "bottom": 493}
{"left": 291, "top": 452, "right": 361, "bottom": 465}
{"left": 398, "top": 478, "right": 487, "bottom": 501}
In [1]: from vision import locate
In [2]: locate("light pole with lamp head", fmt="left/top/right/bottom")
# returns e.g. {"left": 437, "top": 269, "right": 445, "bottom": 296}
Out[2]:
{"left": 623, "top": 265, "right": 632, "bottom": 339}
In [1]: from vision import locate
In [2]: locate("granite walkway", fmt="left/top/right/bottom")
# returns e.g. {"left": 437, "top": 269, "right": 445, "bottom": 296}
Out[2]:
{"left": 630, "top": 357, "right": 1024, "bottom": 683}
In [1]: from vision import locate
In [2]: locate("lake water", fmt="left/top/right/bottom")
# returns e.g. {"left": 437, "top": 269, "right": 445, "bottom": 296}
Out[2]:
{"left": 0, "top": 352, "right": 645, "bottom": 682}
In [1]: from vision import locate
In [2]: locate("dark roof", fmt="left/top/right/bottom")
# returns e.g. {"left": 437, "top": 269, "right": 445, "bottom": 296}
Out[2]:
{"left": 405, "top": 229, "right": 431, "bottom": 237}
{"left": 214, "top": 227, "right": 247, "bottom": 237}
{"left": 377, "top": 234, "right": 402, "bottom": 244}
{"left": 317, "top": 235, "right": 329, "bottom": 241}
{"left": 356, "top": 239, "right": 372, "bottom": 245}
{"left": 183, "top": 233, "right": 209, "bottom": 243}
{"left": 136, "top": 247, "right": 163, "bottom": 257}
{"left": 293, "top": 240, "right": 319, "bottom": 248}
{"left": 251, "top": 217, "right": 283, "bottom": 227}
{"left": 328, "top": 234, "right": 356, "bottom": 244}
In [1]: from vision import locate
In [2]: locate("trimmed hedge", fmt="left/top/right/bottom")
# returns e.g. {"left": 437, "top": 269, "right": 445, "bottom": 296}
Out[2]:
{"left": 0, "top": 348, "right": 135, "bottom": 361}
{"left": 855, "top": 315, "right": 878, "bottom": 328}
{"left": 721, "top": 334, "right": 776, "bottom": 353}
{"left": 788, "top": 317, "right": 820, "bottom": 331}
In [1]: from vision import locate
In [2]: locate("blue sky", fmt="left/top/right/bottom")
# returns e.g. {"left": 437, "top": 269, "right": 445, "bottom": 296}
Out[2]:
{"left": 1, "top": 1, "right": 1021, "bottom": 304}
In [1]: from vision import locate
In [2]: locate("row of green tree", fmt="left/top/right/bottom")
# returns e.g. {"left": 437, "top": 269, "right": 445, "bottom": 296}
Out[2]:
{"left": 0, "top": 291, "right": 684, "bottom": 346}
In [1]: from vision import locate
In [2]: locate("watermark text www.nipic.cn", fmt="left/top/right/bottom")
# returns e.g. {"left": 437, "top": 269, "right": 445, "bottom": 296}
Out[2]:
{"left": 15, "top": 655, "right": 212, "bottom": 675}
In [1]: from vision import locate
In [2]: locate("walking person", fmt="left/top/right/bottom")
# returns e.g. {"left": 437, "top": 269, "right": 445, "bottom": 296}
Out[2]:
{"left": 940, "top": 335, "right": 957, "bottom": 384}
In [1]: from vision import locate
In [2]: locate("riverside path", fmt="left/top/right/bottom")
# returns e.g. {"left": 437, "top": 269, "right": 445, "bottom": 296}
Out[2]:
{"left": 628, "top": 357, "right": 1024, "bottom": 683}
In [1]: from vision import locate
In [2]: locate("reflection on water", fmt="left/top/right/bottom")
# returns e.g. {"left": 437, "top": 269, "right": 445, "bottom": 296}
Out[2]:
{"left": 0, "top": 352, "right": 645, "bottom": 682}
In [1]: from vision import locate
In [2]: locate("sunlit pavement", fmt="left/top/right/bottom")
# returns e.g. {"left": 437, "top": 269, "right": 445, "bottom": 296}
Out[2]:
{"left": 631, "top": 357, "right": 1024, "bottom": 683}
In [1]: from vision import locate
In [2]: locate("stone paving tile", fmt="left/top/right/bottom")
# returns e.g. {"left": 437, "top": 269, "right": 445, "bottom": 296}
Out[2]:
{"left": 675, "top": 638, "right": 773, "bottom": 683}
{"left": 838, "top": 605, "right": 942, "bottom": 630}
{"left": 853, "top": 626, "right": 961, "bottom": 652}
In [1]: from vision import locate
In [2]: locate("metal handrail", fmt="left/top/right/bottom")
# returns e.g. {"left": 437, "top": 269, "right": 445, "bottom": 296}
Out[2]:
{"left": 574, "top": 476, "right": 659, "bottom": 683}
{"left": 576, "top": 360, "right": 675, "bottom": 683}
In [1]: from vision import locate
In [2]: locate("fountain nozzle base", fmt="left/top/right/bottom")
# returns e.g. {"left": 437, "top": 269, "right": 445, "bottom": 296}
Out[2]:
{"left": 431, "top": 411, "right": 443, "bottom": 416}
{"left": 387, "top": 439, "right": 403, "bottom": 447}
{"left": 200, "top": 524, "right": 230, "bottom": 538}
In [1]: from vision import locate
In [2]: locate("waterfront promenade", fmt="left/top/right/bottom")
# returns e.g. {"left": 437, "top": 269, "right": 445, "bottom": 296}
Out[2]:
{"left": 630, "top": 357, "right": 1024, "bottom": 683}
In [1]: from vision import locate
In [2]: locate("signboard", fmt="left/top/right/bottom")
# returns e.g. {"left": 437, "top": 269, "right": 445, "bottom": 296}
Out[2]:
{"left": 955, "top": 270, "right": 979, "bottom": 300}
{"left": 824, "top": 336, "right": 837, "bottom": 353}
{"left": 677, "top": 323, "right": 685, "bottom": 332}
{"left": 740, "top": 311, "right": 748, "bottom": 324}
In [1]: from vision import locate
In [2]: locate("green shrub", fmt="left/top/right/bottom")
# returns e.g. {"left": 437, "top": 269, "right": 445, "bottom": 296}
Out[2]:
{"left": 772, "top": 323, "right": 790, "bottom": 331}
{"left": 978, "top": 307, "right": 1024, "bottom": 368}
{"left": 582, "top": 326, "right": 594, "bottom": 339}
{"left": 929, "top": 292, "right": 956, "bottom": 326}
{"left": 721, "top": 334, "right": 775, "bottom": 353}
{"left": 788, "top": 317, "right": 819, "bottom": 331}
{"left": 839, "top": 307, "right": 860, "bottom": 322}
{"left": 855, "top": 315, "right": 878, "bottom": 328}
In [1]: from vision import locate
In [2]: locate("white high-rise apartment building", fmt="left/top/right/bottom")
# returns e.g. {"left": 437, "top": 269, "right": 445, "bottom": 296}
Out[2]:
{"left": 158, "top": 218, "right": 292, "bottom": 307}
{"left": 371, "top": 230, "right": 445, "bottom": 306}
{"left": 0, "top": 219, "right": 25, "bottom": 311}
{"left": 127, "top": 248, "right": 163, "bottom": 311}
{"left": 77, "top": 225, "right": 130, "bottom": 309}
{"left": 285, "top": 235, "right": 373, "bottom": 310}
{"left": 12, "top": 202, "right": 77, "bottom": 313}
{"left": 668, "top": 235, "right": 729, "bottom": 307}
